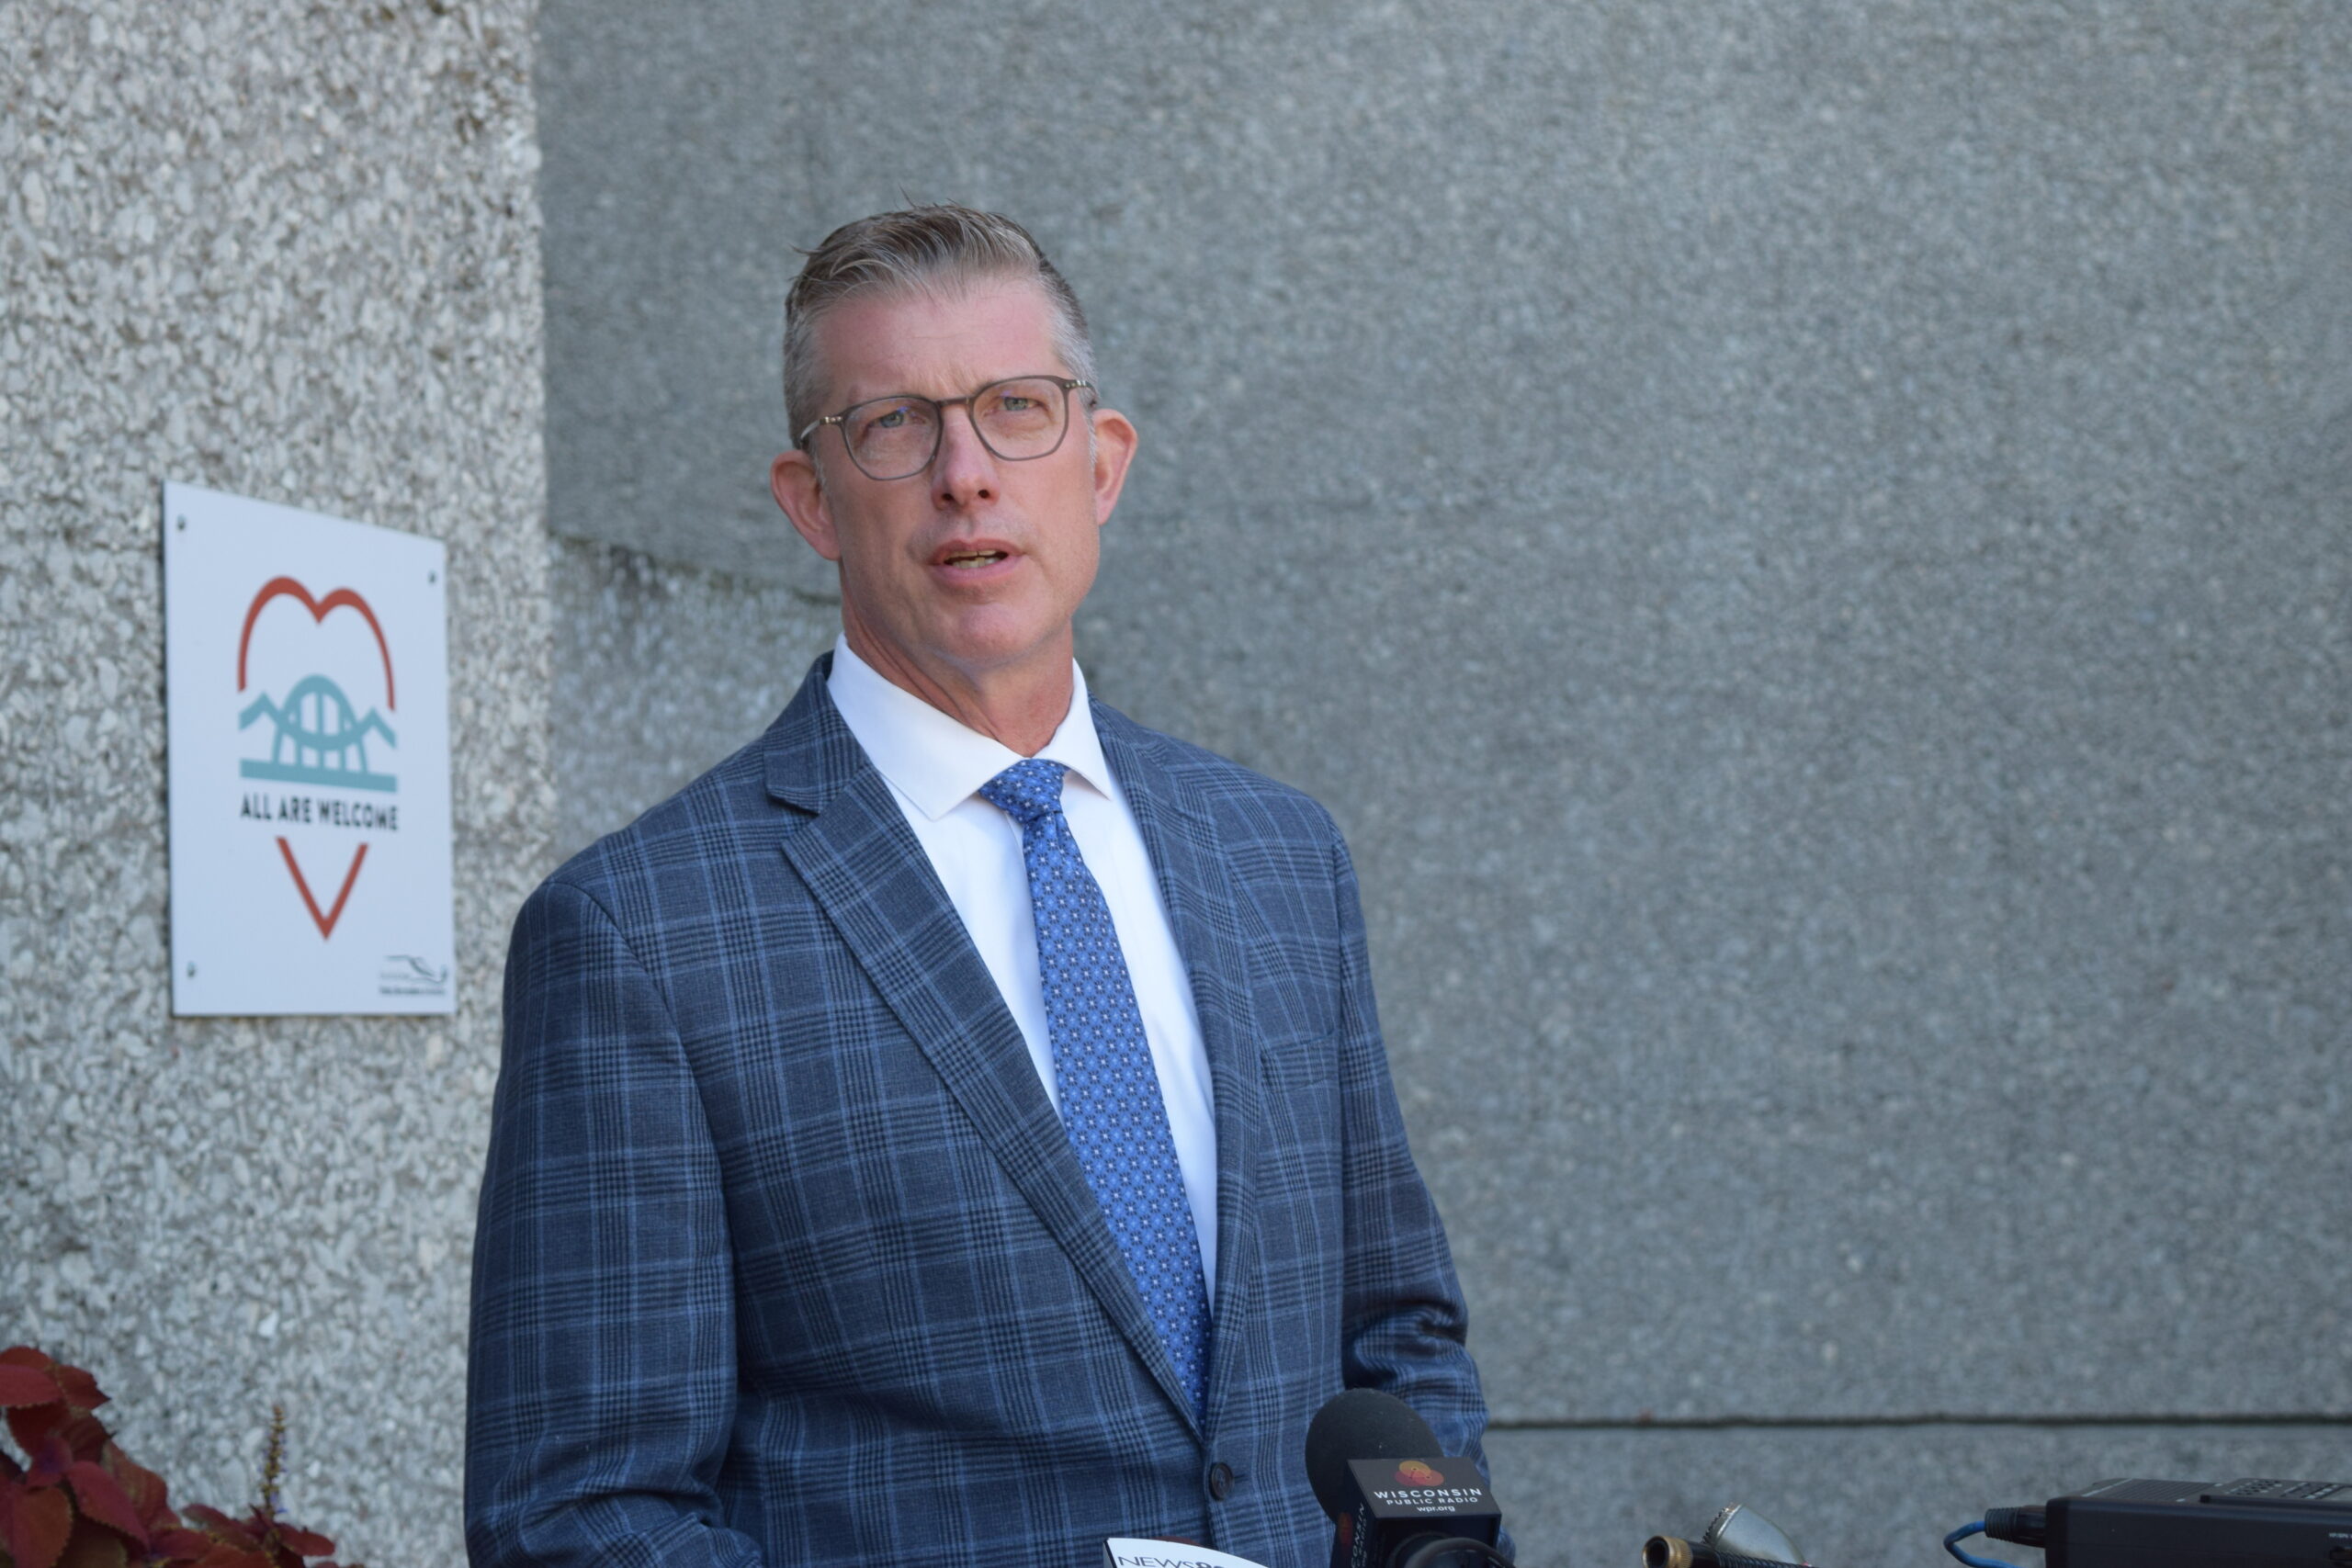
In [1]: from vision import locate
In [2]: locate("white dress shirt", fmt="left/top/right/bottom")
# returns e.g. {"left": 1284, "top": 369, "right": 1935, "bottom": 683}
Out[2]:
{"left": 826, "top": 637, "right": 1218, "bottom": 1290}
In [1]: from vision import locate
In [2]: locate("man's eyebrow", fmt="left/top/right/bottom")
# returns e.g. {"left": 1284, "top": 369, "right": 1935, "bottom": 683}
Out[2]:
{"left": 833, "top": 378, "right": 938, "bottom": 406}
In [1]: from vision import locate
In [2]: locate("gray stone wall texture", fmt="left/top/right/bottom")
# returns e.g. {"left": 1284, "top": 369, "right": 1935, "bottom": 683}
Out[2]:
{"left": 536, "top": 1, "right": 2352, "bottom": 1562}
{"left": 1, "top": 4, "right": 550, "bottom": 1564}
{"left": 549, "top": 536, "right": 833, "bottom": 855}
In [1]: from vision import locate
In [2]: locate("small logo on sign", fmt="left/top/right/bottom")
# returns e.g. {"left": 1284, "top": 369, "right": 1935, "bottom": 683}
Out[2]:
{"left": 379, "top": 954, "right": 450, "bottom": 998}
{"left": 1394, "top": 1461, "right": 1443, "bottom": 1488}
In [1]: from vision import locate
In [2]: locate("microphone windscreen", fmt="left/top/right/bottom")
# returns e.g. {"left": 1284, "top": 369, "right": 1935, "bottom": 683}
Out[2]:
{"left": 1304, "top": 1389, "right": 1443, "bottom": 1521}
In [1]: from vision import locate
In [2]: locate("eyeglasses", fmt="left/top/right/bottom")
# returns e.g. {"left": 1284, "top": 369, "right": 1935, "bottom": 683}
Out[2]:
{"left": 797, "top": 375, "right": 1093, "bottom": 482}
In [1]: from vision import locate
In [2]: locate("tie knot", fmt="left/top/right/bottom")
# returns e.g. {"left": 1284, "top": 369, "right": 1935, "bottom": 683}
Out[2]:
{"left": 978, "top": 758, "right": 1069, "bottom": 827}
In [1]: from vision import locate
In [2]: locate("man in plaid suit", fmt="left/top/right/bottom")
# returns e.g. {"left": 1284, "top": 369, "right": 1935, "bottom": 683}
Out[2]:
{"left": 466, "top": 207, "right": 1496, "bottom": 1568}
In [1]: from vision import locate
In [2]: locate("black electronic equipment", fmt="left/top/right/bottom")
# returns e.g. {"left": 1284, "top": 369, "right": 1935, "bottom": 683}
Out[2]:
{"left": 1982, "top": 1477, "right": 2352, "bottom": 1568}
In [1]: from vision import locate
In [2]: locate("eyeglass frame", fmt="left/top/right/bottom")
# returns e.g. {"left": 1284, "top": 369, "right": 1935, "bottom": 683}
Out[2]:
{"left": 795, "top": 375, "right": 1096, "bottom": 481}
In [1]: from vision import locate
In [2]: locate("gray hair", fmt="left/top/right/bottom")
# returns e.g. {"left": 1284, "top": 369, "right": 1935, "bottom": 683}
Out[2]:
{"left": 782, "top": 204, "right": 1098, "bottom": 446}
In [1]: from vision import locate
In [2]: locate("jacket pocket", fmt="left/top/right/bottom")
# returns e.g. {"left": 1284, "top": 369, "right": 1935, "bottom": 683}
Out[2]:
{"left": 1256, "top": 1026, "right": 1341, "bottom": 1093}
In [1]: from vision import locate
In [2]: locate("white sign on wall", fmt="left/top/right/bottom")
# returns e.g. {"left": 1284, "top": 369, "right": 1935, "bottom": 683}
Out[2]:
{"left": 164, "top": 483, "right": 455, "bottom": 1015}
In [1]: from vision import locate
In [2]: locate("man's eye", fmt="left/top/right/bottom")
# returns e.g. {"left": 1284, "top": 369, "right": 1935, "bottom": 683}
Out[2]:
{"left": 855, "top": 401, "right": 930, "bottom": 443}
{"left": 997, "top": 394, "right": 1038, "bottom": 413}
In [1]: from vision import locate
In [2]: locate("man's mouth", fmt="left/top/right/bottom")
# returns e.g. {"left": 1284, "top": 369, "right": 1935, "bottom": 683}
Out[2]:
{"left": 940, "top": 548, "right": 1008, "bottom": 570}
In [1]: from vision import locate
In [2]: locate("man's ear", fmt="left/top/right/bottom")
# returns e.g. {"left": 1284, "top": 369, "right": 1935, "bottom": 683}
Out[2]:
{"left": 771, "top": 448, "right": 841, "bottom": 560}
{"left": 1089, "top": 406, "right": 1138, "bottom": 526}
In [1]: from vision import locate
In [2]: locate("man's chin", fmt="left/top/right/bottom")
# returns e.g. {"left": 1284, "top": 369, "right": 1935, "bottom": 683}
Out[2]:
{"left": 846, "top": 611, "right": 1073, "bottom": 686}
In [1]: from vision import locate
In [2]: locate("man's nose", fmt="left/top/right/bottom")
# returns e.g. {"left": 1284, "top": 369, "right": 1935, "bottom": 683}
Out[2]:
{"left": 931, "top": 400, "right": 998, "bottom": 507}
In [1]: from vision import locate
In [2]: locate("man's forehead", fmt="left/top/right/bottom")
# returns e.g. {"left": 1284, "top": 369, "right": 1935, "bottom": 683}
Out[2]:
{"left": 815, "top": 276, "right": 1068, "bottom": 403}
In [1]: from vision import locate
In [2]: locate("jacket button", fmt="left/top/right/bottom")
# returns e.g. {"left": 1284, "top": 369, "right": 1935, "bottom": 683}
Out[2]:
{"left": 1206, "top": 1461, "right": 1235, "bottom": 1501}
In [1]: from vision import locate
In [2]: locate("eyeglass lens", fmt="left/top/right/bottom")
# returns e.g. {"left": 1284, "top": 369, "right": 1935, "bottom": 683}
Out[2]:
{"left": 842, "top": 377, "right": 1072, "bottom": 480}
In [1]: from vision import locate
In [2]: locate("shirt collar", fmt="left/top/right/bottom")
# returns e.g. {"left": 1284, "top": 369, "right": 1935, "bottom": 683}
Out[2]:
{"left": 826, "top": 635, "right": 1118, "bottom": 821}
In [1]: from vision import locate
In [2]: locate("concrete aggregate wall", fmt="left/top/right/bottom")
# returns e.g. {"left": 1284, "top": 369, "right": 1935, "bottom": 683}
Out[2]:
{"left": 1, "top": 4, "right": 549, "bottom": 1563}
{"left": 549, "top": 536, "right": 833, "bottom": 854}
{"left": 537, "top": 0, "right": 2352, "bottom": 1562}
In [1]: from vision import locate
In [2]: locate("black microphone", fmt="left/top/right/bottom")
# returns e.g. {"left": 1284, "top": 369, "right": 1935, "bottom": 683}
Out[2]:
{"left": 1304, "top": 1390, "right": 1507, "bottom": 1568}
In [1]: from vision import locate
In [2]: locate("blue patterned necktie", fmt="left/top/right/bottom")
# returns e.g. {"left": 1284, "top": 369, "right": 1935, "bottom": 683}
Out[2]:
{"left": 979, "top": 758, "right": 1212, "bottom": 1419}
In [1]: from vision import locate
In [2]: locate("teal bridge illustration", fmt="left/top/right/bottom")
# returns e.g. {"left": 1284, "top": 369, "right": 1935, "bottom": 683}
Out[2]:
{"left": 239, "top": 674, "right": 398, "bottom": 793}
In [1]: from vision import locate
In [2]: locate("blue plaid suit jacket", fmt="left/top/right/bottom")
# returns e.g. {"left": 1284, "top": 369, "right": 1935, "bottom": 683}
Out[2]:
{"left": 466, "top": 658, "right": 1492, "bottom": 1568}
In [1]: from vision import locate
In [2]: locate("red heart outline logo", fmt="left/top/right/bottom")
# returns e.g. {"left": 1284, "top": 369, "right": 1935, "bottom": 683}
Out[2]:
{"left": 236, "top": 576, "right": 395, "bottom": 709}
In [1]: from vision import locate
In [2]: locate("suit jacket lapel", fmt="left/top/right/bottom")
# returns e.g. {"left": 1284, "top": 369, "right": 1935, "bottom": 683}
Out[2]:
{"left": 763, "top": 662, "right": 1204, "bottom": 1429}
{"left": 1095, "top": 705, "right": 1266, "bottom": 1437}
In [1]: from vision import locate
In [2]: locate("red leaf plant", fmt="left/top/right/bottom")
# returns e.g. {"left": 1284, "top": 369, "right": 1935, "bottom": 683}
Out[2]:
{"left": 0, "top": 1347, "right": 359, "bottom": 1568}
